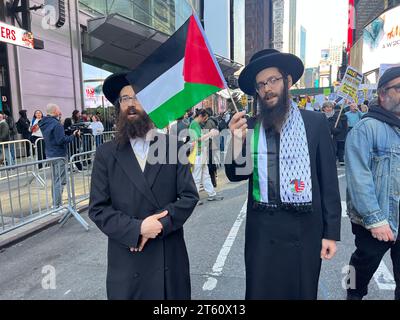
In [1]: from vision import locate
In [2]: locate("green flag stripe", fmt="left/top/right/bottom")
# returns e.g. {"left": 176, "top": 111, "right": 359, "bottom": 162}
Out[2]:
{"left": 252, "top": 122, "right": 261, "bottom": 202}
{"left": 149, "top": 83, "right": 220, "bottom": 128}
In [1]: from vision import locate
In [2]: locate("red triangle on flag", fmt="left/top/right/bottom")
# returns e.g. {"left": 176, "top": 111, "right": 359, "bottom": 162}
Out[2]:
{"left": 183, "top": 15, "right": 226, "bottom": 89}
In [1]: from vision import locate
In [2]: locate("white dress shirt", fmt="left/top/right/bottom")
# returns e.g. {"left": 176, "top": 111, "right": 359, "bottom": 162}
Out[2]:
{"left": 130, "top": 137, "right": 150, "bottom": 172}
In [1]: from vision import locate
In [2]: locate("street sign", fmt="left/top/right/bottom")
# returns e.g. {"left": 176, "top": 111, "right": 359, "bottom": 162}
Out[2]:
{"left": 0, "top": 21, "right": 33, "bottom": 49}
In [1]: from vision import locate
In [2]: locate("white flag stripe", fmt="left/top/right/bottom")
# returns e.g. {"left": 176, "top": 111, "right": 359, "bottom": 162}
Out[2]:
{"left": 137, "top": 59, "right": 185, "bottom": 114}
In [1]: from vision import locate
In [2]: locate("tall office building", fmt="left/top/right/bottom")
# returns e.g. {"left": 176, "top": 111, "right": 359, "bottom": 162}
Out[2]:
{"left": 288, "top": 0, "right": 297, "bottom": 54}
{"left": 245, "top": 0, "right": 273, "bottom": 64}
{"left": 299, "top": 25, "right": 306, "bottom": 64}
{"left": 271, "top": 0, "right": 284, "bottom": 51}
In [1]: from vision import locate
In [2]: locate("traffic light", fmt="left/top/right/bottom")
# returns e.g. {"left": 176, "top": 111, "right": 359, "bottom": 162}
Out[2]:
{"left": 314, "top": 79, "right": 319, "bottom": 88}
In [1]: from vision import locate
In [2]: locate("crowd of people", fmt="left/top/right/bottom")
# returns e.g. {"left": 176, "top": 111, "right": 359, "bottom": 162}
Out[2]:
{"left": 0, "top": 106, "right": 116, "bottom": 167}
{"left": 87, "top": 50, "right": 399, "bottom": 301}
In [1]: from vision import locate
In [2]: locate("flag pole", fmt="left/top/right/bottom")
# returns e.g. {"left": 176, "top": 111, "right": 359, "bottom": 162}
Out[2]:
{"left": 226, "top": 88, "right": 240, "bottom": 113}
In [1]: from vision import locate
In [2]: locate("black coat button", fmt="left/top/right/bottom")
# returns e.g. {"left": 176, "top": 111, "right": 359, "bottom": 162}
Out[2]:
{"left": 133, "top": 273, "right": 140, "bottom": 278}
{"left": 165, "top": 267, "right": 169, "bottom": 272}
{"left": 270, "top": 240, "right": 275, "bottom": 245}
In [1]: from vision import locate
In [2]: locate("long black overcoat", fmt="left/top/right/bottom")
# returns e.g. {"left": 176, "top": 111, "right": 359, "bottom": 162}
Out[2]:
{"left": 225, "top": 110, "right": 341, "bottom": 299}
{"left": 89, "top": 135, "right": 199, "bottom": 300}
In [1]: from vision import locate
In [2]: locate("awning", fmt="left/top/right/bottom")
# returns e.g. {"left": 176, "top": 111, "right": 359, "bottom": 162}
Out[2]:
{"left": 215, "top": 54, "right": 243, "bottom": 79}
{"left": 85, "top": 13, "right": 169, "bottom": 70}
{"left": 84, "top": 13, "right": 244, "bottom": 80}
{"left": 216, "top": 88, "right": 243, "bottom": 100}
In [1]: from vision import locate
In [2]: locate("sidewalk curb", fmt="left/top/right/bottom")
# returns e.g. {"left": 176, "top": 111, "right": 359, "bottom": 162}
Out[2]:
{"left": 0, "top": 206, "right": 89, "bottom": 250}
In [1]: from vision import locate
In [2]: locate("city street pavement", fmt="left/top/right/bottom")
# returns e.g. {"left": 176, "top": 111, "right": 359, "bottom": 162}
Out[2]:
{"left": 0, "top": 166, "right": 397, "bottom": 300}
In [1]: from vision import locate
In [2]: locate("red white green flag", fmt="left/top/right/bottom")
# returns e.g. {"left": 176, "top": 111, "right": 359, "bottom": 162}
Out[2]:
{"left": 126, "top": 14, "right": 226, "bottom": 128}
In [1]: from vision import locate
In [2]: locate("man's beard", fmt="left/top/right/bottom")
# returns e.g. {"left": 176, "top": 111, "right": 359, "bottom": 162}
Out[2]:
{"left": 385, "top": 98, "right": 400, "bottom": 116}
{"left": 116, "top": 106, "right": 154, "bottom": 144}
{"left": 258, "top": 89, "right": 290, "bottom": 132}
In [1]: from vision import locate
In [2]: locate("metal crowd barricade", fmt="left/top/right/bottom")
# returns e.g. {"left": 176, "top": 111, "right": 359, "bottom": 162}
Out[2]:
{"left": 101, "top": 131, "right": 116, "bottom": 143}
{"left": 66, "top": 150, "right": 96, "bottom": 215}
{"left": 0, "top": 130, "right": 118, "bottom": 235}
{"left": 0, "top": 157, "right": 89, "bottom": 235}
{"left": 0, "top": 139, "right": 45, "bottom": 186}
{"left": 33, "top": 137, "right": 46, "bottom": 164}
{"left": 0, "top": 139, "right": 34, "bottom": 168}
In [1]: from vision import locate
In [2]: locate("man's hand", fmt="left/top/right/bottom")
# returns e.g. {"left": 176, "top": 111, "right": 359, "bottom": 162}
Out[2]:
{"left": 321, "top": 239, "right": 337, "bottom": 260}
{"left": 229, "top": 111, "right": 248, "bottom": 160}
{"left": 141, "top": 210, "right": 168, "bottom": 238}
{"left": 229, "top": 111, "right": 248, "bottom": 140}
{"left": 130, "top": 211, "right": 169, "bottom": 253}
{"left": 371, "top": 224, "right": 395, "bottom": 242}
{"left": 73, "top": 130, "right": 80, "bottom": 137}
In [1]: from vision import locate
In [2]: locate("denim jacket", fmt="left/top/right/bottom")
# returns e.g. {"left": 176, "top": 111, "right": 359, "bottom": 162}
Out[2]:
{"left": 345, "top": 117, "right": 400, "bottom": 239}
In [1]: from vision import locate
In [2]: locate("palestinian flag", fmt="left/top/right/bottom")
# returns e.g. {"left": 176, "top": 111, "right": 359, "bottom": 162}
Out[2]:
{"left": 126, "top": 14, "right": 226, "bottom": 129}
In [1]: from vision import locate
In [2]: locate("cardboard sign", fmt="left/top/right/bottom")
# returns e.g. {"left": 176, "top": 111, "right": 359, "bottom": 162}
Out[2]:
{"left": 337, "top": 66, "right": 363, "bottom": 103}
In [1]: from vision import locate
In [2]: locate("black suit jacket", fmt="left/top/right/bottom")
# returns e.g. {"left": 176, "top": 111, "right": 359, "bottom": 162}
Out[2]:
{"left": 226, "top": 110, "right": 341, "bottom": 240}
{"left": 89, "top": 134, "right": 199, "bottom": 300}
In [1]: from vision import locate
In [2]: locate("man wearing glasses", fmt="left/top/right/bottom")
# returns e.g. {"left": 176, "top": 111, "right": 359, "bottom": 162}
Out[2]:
{"left": 225, "top": 49, "right": 341, "bottom": 299}
{"left": 89, "top": 72, "right": 199, "bottom": 300}
{"left": 345, "top": 66, "right": 400, "bottom": 300}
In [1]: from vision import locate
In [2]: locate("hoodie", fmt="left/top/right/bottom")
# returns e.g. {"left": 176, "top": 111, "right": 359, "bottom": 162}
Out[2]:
{"left": 39, "top": 116, "right": 75, "bottom": 158}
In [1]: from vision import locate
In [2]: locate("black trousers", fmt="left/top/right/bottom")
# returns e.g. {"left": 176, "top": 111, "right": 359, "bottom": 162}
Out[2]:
{"left": 348, "top": 223, "right": 400, "bottom": 299}
{"left": 208, "top": 163, "right": 217, "bottom": 188}
{"left": 336, "top": 140, "right": 345, "bottom": 163}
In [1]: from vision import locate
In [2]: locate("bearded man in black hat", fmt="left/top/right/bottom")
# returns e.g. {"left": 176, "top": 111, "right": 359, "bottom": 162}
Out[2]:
{"left": 225, "top": 49, "right": 342, "bottom": 299}
{"left": 89, "top": 72, "right": 199, "bottom": 300}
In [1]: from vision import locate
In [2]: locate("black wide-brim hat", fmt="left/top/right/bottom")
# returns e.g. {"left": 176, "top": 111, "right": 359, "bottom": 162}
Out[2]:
{"left": 102, "top": 72, "right": 130, "bottom": 105}
{"left": 239, "top": 49, "right": 305, "bottom": 95}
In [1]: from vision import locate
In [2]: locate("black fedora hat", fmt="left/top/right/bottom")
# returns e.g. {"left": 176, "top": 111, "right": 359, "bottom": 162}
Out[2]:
{"left": 102, "top": 72, "right": 130, "bottom": 104}
{"left": 239, "top": 49, "right": 304, "bottom": 95}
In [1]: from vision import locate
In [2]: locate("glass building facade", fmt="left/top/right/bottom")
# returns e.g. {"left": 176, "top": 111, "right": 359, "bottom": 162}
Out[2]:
{"left": 79, "top": 0, "right": 200, "bottom": 35}
{"left": 232, "top": 0, "right": 245, "bottom": 65}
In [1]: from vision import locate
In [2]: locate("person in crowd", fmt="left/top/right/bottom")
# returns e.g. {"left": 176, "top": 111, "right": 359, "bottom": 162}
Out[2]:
{"left": 39, "top": 104, "right": 80, "bottom": 208}
{"left": 226, "top": 49, "right": 341, "bottom": 299}
{"left": 189, "top": 109, "right": 223, "bottom": 204}
{"left": 345, "top": 102, "right": 363, "bottom": 131}
{"left": 89, "top": 72, "right": 198, "bottom": 300}
{"left": 0, "top": 113, "right": 14, "bottom": 166}
{"left": 203, "top": 108, "right": 220, "bottom": 188}
{"left": 30, "top": 110, "right": 46, "bottom": 167}
{"left": 345, "top": 66, "right": 400, "bottom": 300}
{"left": 64, "top": 118, "right": 83, "bottom": 171}
{"left": 89, "top": 115, "right": 105, "bottom": 147}
{"left": 3, "top": 108, "right": 16, "bottom": 164}
{"left": 16, "top": 109, "right": 31, "bottom": 157}
{"left": 360, "top": 104, "right": 369, "bottom": 116}
{"left": 321, "top": 102, "right": 348, "bottom": 165}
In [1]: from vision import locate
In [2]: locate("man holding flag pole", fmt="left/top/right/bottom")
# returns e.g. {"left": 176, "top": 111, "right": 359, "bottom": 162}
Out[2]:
{"left": 225, "top": 49, "right": 342, "bottom": 299}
